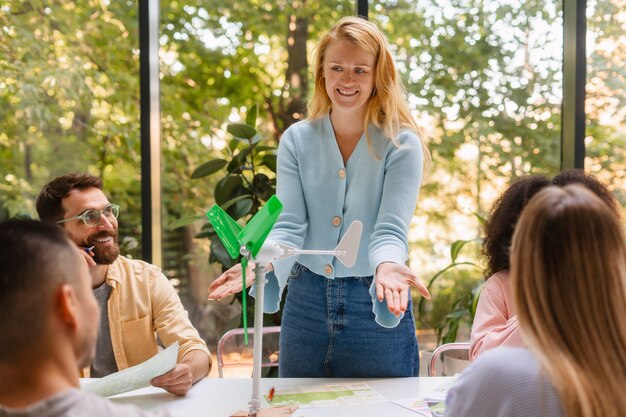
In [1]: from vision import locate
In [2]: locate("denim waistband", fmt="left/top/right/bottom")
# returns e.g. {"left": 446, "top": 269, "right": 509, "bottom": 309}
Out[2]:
{"left": 293, "top": 262, "right": 372, "bottom": 280}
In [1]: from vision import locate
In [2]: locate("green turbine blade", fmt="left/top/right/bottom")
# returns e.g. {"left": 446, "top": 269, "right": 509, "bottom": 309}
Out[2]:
{"left": 237, "top": 195, "right": 283, "bottom": 258}
{"left": 206, "top": 204, "right": 243, "bottom": 259}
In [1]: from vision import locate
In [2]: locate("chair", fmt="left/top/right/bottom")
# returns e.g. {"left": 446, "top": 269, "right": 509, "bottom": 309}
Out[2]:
{"left": 216, "top": 326, "right": 281, "bottom": 378}
{"left": 428, "top": 342, "right": 471, "bottom": 377}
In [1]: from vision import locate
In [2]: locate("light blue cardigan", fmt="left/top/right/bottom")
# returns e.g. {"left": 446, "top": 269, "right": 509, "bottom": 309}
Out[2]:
{"left": 256, "top": 113, "right": 424, "bottom": 328}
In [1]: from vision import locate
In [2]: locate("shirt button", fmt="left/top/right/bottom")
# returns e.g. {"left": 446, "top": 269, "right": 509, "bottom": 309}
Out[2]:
{"left": 338, "top": 169, "right": 346, "bottom": 179}
{"left": 324, "top": 264, "right": 333, "bottom": 275}
{"left": 332, "top": 216, "right": 342, "bottom": 227}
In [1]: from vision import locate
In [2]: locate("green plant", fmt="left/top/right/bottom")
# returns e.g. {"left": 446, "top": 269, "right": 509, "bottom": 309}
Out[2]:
{"left": 418, "top": 228, "right": 487, "bottom": 345}
{"left": 170, "top": 105, "right": 280, "bottom": 328}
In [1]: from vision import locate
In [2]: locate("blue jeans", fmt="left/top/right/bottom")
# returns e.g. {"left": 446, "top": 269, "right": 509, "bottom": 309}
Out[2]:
{"left": 279, "top": 263, "right": 419, "bottom": 377}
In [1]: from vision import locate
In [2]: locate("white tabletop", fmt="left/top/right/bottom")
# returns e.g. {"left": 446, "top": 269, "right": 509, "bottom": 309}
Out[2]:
{"left": 108, "top": 377, "right": 453, "bottom": 417}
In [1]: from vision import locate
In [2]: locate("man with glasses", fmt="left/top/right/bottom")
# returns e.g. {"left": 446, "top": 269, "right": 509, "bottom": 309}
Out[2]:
{"left": 36, "top": 173, "right": 210, "bottom": 396}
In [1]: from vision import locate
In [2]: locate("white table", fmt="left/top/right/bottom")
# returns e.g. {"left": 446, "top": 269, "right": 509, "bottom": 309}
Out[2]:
{"left": 108, "top": 377, "right": 453, "bottom": 416}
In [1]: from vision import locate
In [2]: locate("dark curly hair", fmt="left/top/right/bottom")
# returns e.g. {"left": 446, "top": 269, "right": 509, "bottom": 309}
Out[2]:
{"left": 483, "top": 175, "right": 550, "bottom": 277}
{"left": 551, "top": 169, "right": 622, "bottom": 219}
{"left": 483, "top": 169, "right": 620, "bottom": 277}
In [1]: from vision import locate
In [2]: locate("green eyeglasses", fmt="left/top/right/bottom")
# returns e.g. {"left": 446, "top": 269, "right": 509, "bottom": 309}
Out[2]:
{"left": 57, "top": 204, "right": 120, "bottom": 227}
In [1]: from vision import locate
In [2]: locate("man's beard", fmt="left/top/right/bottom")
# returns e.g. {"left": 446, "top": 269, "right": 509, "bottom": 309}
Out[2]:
{"left": 83, "top": 230, "right": 120, "bottom": 265}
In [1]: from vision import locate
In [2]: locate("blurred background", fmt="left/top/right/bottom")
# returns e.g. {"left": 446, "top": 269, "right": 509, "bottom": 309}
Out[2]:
{"left": 1, "top": 0, "right": 624, "bottom": 371}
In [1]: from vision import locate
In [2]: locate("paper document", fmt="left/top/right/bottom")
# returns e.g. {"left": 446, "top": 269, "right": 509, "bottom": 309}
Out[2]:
{"left": 230, "top": 406, "right": 299, "bottom": 417}
{"left": 82, "top": 342, "right": 179, "bottom": 397}
{"left": 263, "top": 383, "right": 386, "bottom": 408}
{"left": 423, "top": 374, "right": 459, "bottom": 403}
{"left": 393, "top": 398, "right": 433, "bottom": 416}
{"left": 393, "top": 398, "right": 445, "bottom": 416}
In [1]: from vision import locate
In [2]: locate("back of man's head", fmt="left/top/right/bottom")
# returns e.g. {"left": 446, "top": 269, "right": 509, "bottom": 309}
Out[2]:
{"left": 0, "top": 219, "right": 84, "bottom": 362}
{"left": 36, "top": 173, "right": 103, "bottom": 223}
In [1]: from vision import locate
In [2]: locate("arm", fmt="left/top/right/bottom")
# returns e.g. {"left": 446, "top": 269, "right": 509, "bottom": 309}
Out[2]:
{"left": 151, "top": 349, "right": 210, "bottom": 396}
{"left": 207, "top": 129, "right": 308, "bottom": 313}
{"left": 266, "top": 128, "right": 308, "bottom": 277}
{"left": 469, "top": 273, "right": 524, "bottom": 361}
{"left": 368, "top": 132, "right": 427, "bottom": 327}
{"left": 149, "top": 269, "right": 211, "bottom": 395}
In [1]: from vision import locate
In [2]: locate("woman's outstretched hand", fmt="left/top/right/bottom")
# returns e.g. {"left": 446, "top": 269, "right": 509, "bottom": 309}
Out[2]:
{"left": 207, "top": 262, "right": 255, "bottom": 301}
{"left": 374, "top": 262, "right": 430, "bottom": 317}
{"left": 207, "top": 262, "right": 274, "bottom": 301}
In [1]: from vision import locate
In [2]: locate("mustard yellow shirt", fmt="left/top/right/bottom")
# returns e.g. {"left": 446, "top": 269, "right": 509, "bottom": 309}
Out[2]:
{"left": 82, "top": 256, "right": 210, "bottom": 377}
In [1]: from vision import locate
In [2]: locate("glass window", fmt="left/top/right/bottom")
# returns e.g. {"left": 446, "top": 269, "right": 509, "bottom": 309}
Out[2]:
{"left": 585, "top": 0, "right": 626, "bottom": 220}
{"left": 158, "top": 1, "right": 356, "bottom": 352}
{"left": 371, "top": 0, "right": 563, "bottom": 344}
{"left": 0, "top": 1, "right": 143, "bottom": 258}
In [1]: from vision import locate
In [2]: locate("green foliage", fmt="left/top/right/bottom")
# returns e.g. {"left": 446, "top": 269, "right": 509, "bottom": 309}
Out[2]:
{"left": 172, "top": 105, "right": 280, "bottom": 327}
{"left": 418, "top": 236, "right": 486, "bottom": 345}
{"left": 2, "top": 0, "right": 625, "bottom": 344}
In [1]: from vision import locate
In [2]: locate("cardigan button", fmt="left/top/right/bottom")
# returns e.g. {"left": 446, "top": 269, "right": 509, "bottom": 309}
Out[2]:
{"left": 324, "top": 264, "right": 333, "bottom": 275}
{"left": 332, "top": 216, "right": 342, "bottom": 227}
{"left": 338, "top": 169, "right": 346, "bottom": 179}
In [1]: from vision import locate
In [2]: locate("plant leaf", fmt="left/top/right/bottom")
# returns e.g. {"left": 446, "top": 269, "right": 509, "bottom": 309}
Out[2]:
{"left": 210, "top": 237, "right": 236, "bottom": 267}
{"left": 221, "top": 195, "right": 253, "bottom": 210}
{"left": 227, "top": 148, "right": 252, "bottom": 173}
{"left": 253, "top": 173, "right": 273, "bottom": 200}
{"left": 168, "top": 214, "right": 205, "bottom": 230}
{"left": 228, "top": 123, "right": 256, "bottom": 140}
{"left": 229, "top": 139, "right": 240, "bottom": 153}
{"left": 215, "top": 175, "right": 244, "bottom": 205}
{"left": 473, "top": 212, "right": 487, "bottom": 226}
{"left": 191, "top": 159, "right": 228, "bottom": 179}
{"left": 246, "top": 104, "right": 257, "bottom": 127}
{"left": 229, "top": 197, "right": 254, "bottom": 220}
{"left": 442, "top": 320, "right": 460, "bottom": 344}
{"left": 469, "top": 282, "right": 485, "bottom": 319}
{"left": 261, "top": 154, "right": 277, "bottom": 172}
{"left": 450, "top": 239, "right": 470, "bottom": 262}
{"left": 254, "top": 145, "right": 276, "bottom": 153}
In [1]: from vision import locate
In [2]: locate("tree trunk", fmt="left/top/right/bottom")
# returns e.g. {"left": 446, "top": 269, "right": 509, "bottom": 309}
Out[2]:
{"left": 279, "top": 12, "right": 309, "bottom": 134}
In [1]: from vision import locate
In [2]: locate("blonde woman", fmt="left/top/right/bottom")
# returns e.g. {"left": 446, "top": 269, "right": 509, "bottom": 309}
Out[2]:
{"left": 209, "top": 16, "right": 431, "bottom": 376}
{"left": 447, "top": 184, "right": 626, "bottom": 416}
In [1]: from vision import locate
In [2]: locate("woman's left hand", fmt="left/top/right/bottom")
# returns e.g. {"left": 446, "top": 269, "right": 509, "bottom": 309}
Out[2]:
{"left": 375, "top": 262, "right": 430, "bottom": 317}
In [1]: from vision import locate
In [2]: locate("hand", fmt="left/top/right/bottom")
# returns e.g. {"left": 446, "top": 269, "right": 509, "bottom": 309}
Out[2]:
{"left": 207, "top": 262, "right": 255, "bottom": 301}
{"left": 151, "top": 363, "right": 193, "bottom": 396}
{"left": 71, "top": 242, "right": 97, "bottom": 267}
{"left": 375, "top": 262, "right": 430, "bottom": 317}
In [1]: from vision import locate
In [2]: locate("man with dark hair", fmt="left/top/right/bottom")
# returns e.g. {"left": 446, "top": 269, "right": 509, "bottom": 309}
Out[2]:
{"left": 0, "top": 219, "right": 173, "bottom": 416}
{"left": 36, "top": 173, "right": 210, "bottom": 396}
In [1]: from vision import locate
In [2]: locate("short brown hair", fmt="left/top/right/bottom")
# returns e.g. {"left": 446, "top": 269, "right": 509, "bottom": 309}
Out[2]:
{"left": 0, "top": 219, "right": 79, "bottom": 361}
{"left": 36, "top": 173, "right": 103, "bottom": 223}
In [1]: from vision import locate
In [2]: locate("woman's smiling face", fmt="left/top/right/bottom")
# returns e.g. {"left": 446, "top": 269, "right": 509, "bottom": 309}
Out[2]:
{"left": 323, "top": 39, "right": 376, "bottom": 115}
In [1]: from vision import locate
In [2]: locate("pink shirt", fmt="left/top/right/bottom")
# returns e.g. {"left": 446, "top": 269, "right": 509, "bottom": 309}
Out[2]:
{"left": 469, "top": 270, "right": 525, "bottom": 361}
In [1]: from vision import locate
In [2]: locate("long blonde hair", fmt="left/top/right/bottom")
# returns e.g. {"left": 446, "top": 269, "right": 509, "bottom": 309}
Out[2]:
{"left": 511, "top": 185, "right": 626, "bottom": 417}
{"left": 308, "top": 16, "right": 430, "bottom": 169}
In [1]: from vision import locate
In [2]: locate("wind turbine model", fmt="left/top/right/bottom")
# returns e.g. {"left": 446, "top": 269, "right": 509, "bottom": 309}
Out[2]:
{"left": 206, "top": 195, "right": 362, "bottom": 416}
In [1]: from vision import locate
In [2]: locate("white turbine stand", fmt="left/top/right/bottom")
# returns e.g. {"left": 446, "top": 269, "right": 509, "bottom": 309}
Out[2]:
{"left": 242, "top": 221, "right": 362, "bottom": 416}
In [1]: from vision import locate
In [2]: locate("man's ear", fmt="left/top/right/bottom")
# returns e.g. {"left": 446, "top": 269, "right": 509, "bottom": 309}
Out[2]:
{"left": 56, "top": 284, "right": 79, "bottom": 331}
